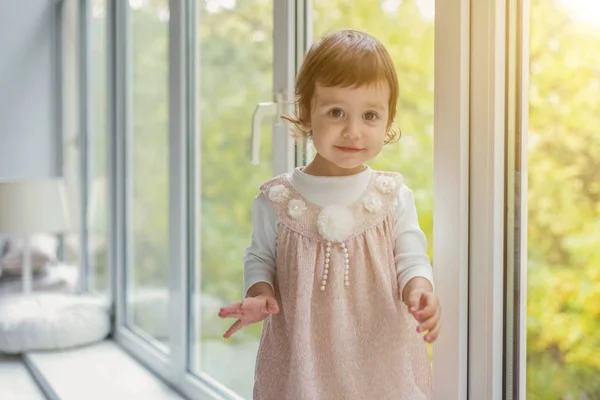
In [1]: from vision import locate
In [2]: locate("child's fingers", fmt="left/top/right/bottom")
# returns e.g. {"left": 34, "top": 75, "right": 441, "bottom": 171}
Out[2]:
{"left": 258, "top": 300, "right": 270, "bottom": 314}
{"left": 424, "top": 323, "right": 441, "bottom": 343}
{"left": 223, "top": 319, "right": 244, "bottom": 339}
{"left": 266, "top": 297, "right": 280, "bottom": 314}
{"left": 417, "top": 311, "right": 440, "bottom": 333}
{"left": 406, "top": 292, "right": 423, "bottom": 312}
{"left": 219, "top": 302, "right": 243, "bottom": 315}
{"left": 415, "top": 293, "right": 440, "bottom": 318}
{"left": 219, "top": 310, "right": 243, "bottom": 319}
{"left": 415, "top": 304, "right": 438, "bottom": 321}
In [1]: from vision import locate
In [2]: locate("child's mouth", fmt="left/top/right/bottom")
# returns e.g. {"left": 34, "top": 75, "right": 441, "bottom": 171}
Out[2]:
{"left": 335, "top": 146, "right": 362, "bottom": 153}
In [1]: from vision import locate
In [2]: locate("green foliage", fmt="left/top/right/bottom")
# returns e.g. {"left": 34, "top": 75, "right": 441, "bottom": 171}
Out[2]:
{"left": 526, "top": 0, "right": 600, "bottom": 398}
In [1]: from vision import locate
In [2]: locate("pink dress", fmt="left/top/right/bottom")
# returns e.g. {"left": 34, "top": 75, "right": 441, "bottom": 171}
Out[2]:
{"left": 253, "top": 171, "right": 432, "bottom": 400}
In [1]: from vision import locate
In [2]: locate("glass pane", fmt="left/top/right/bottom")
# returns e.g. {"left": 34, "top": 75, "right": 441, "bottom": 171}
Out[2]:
{"left": 126, "top": 0, "right": 170, "bottom": 349}
{"left": 89, "top": 0, "right": 108, "bottom": 293}
{"left": 190, "top": 0, "right": 274, "bottom": 397}
{"left": 313, "top": 0, "right": 435, "bottom": 354}
{"left": 526, "top": 0, "right": 600, "bottom": 398}
{"left": 62, "top": 0, "right": 83, "bottom": 285}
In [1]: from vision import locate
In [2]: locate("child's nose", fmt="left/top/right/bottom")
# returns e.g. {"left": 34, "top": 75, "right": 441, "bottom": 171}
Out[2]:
{"left": 342, "top": 118, "right": 361, "bottom": 139}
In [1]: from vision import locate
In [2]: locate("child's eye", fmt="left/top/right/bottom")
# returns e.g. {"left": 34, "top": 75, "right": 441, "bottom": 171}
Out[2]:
{"left": 364, "top": 112, "right": 379, "bottom": 121}
{"left": 328, "top": 108, "right": 344, "bottom": 118}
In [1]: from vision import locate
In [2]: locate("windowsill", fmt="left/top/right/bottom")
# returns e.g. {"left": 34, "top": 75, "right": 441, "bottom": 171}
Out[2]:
{"left": 0, "top": 354, "right": 46, "bottom": 399}
{"left": 24, "top": 340, "right": 185, "bottom": 400}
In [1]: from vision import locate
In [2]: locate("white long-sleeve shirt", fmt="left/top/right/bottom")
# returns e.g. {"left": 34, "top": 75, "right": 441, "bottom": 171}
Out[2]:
{"left": 243, "top": 167, "right": 434, "bottom": 299}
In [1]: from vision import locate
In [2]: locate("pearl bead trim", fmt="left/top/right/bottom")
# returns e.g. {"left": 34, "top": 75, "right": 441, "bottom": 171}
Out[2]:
{"left": 320, "top": 241, "right": 350, "bottom": 292}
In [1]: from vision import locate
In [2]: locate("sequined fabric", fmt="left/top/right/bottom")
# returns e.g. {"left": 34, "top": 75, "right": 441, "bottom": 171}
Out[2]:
{"left": 253, "top": 171, "right": 432, "bottom": 400}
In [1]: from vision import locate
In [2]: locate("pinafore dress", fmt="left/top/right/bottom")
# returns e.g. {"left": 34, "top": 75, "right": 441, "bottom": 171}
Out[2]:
{"left": 253, "top": 171, "right": 432, "bottom": 400}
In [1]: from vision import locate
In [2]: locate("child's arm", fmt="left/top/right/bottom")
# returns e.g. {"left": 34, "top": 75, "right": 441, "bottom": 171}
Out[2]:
{"left": 243, "top": 193, "right": 278, "bottom": 296}
{"left": 218, "top": 194, "right": 280, "bottom": 339}
{"left": 394, "top": 184, "right": 441, "bottom": 343}
{"left": 393, "top": 184, "right": 434, "bottom": 301}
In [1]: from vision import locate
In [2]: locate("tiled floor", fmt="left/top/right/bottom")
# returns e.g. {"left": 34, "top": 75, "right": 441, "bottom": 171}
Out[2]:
{"left": 0, "top": 354, "right": 46, "bottom": 400}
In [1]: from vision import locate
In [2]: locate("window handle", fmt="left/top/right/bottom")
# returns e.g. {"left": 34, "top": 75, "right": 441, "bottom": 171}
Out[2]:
{"left": 250, "top": 92, "right": 285, "bottom": 165}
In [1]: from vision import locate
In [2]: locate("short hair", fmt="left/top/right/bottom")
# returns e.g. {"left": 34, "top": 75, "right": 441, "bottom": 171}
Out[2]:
{"left": 284, "top": 29, "right": 400, "bottom": 143}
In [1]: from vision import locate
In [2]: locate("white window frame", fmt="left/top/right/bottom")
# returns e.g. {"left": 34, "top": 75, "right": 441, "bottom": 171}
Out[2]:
{"left": 109, "top": 0, "right": 176, "bottom": 379}
{"left": 468, "top": 0, "right": 507, "bottom": 397}
{"left": 432, "top": 0, "right": 470, "bottom": 398}
{"left": 110, "top": 0, "right": 174, "bottom": 382}
{"left": 467, "top": 0, "right": 530, "bottom": 399}
{"left": 78, "top": 0, "right": 92, "bottom": 293}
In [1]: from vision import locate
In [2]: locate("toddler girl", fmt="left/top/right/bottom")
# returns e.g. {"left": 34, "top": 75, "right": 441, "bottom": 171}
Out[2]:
{"left": 219, "top": 29, "right": 440, "bottom": 400}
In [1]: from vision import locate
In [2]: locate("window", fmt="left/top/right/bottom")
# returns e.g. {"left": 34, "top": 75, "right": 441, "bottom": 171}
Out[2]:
{"left": 59, "top": 0, "right": 109, "bottom": 294}
{"left": 61, "top": 0, "right": 83, "bottom": 281}
{"left": 190, "top": 0, "right": 275, "bottom": 397}
{"left": 189, "top": 0, "right": 298, "bottom": 397}
{"left": 475, "top": 0, "right": 600, "bottom": 398}
{"left": 89, "top": 0, "right": 109, "bottom": 293}
{"left": 49, "top": 1, "right": 600, "bottom": 397}
{"left": 525, "top": 0, "right": 600, "bottom": 397}
{"left": 124, "top": 0, "right": 171, "bottom": 350}
{"left": 102, "top": 0, "right": 467, "bottom": 398}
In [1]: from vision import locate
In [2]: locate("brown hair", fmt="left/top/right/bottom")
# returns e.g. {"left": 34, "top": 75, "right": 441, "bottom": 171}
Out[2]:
{"left": 283, "top": 29, "right": 400, "bottom": 143}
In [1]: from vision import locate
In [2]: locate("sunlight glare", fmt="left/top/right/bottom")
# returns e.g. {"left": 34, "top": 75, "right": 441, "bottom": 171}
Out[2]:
{"left": 416, "top": 0, "right": 434, "bottom": 21}
{"left": 560, "top": 0, "right": 600, "bottom": 26}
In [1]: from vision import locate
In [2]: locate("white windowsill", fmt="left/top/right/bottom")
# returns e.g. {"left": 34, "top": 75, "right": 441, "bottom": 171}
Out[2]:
{"left": 0, "top": 354, "right": 46, "bottom": 399}
{"left": 24, "top": 340, "right": 185, "bottom": 400}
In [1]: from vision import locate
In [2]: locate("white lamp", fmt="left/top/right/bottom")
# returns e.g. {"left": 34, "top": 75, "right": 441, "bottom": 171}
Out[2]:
{"left": 0, "top": 178, "right": 70, "bottom": 293}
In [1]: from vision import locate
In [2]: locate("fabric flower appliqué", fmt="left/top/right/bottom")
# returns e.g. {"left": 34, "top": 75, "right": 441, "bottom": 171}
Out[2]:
{"left": 268, "top": 184, "right": 290, "bottom": 203}
{"left": 287, "top": 199, "right": 307, "bottom": 219}
{"left": 363, "top": 192, "right": 383, "bottom": 213}
{"left": 375, "top": 176, "right": 397, "bottom": 194}
{"left": 317, "top": 205, "right": 355, "bottom": 242}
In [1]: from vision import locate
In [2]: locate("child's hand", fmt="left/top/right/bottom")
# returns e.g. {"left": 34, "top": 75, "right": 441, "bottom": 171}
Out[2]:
{"left": 406, "top": 289, "right": 441, "bottom": 344}
{"left": 218, "top": 295, "right": 279, "bottom": 339}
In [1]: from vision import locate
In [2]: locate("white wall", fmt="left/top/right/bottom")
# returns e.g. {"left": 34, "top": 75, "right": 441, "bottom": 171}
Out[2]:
{"left": 0, "top": 0, "right": 61, "bottom": 179}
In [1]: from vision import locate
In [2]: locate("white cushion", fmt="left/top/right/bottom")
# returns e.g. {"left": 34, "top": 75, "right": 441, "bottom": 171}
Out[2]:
{"left": 0, "top": 293, "right": 110, "bottom": 354}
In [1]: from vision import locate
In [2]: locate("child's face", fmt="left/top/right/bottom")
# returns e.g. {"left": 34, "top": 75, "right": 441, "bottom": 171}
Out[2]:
{"left": 308, "top": 83, "right": 390, "bottom": 173}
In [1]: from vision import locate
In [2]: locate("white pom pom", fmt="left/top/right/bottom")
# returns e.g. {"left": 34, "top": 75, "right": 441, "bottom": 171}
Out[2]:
{"left": 317, "top": 205, "right": 355, "bottom": 242}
